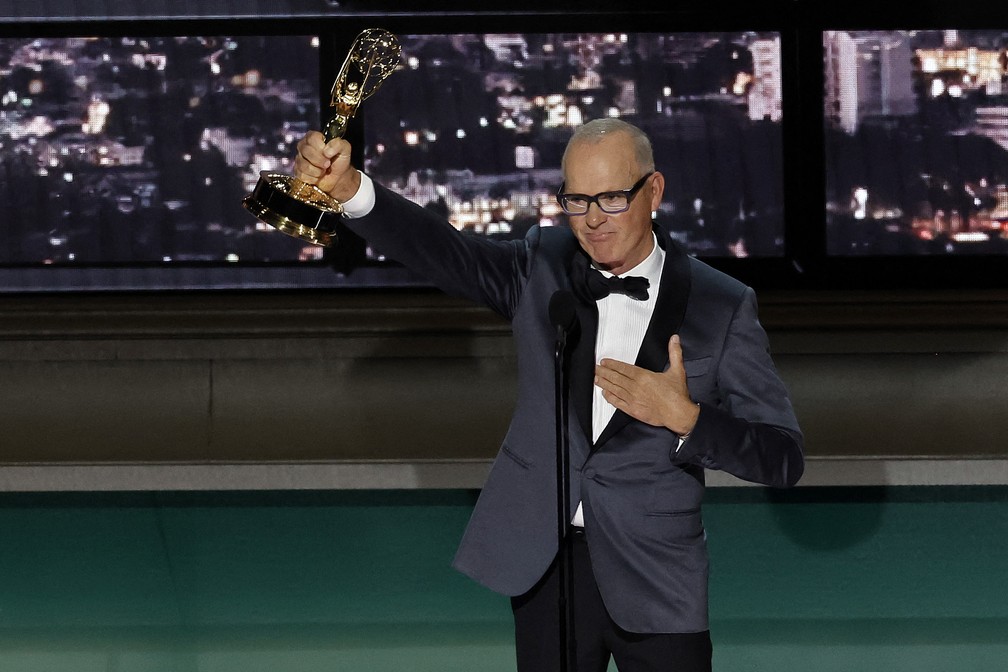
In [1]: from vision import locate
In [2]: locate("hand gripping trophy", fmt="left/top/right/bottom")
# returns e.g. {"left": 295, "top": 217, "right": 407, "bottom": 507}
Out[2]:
{"left": 243, "top": 29, "right": 401, "bottom": 247}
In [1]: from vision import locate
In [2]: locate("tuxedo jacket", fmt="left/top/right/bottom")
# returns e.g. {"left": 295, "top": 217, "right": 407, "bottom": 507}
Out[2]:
{"left": 345, "top": 183, "right": 804, "bottom": 634}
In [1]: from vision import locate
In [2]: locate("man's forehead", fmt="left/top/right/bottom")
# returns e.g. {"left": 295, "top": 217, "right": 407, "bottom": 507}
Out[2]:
{"left": 564, "top": 141, "right": 639, "bottom": 185}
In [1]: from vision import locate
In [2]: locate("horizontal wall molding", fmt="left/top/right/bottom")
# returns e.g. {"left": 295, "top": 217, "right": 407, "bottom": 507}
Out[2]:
{"left": 2, "top": 289, "right": 1008, "bottom": 343}
{"left": 0, "top": 457, "right": 1005, "bottom": 492}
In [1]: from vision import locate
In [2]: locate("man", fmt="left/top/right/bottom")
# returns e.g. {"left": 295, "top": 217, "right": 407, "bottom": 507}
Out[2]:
{"left": 295, "top": 118, "right": 804, "bottom": 672}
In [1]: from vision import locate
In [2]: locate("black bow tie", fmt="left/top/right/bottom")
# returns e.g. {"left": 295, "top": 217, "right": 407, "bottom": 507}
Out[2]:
{"left": 585, "top": 268, "right": 650, "bottom": 301}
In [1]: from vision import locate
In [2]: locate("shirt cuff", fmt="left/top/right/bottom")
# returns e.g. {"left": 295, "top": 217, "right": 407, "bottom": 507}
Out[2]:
{"left": 674, "top": 403, "right": 701, "bottom": 453}
{"left": 340, "top": 171, "right": 376, "bottom": 219}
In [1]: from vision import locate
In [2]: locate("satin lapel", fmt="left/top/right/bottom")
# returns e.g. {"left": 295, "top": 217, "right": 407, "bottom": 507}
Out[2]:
{"left": 568, "top": 250, "right": 598, "bottom": 445}
{"left": 635, "top": 231, "right": 692, "bottom": 373}
{"left": 592, "top": 227, "right": 692, "bottom": 450}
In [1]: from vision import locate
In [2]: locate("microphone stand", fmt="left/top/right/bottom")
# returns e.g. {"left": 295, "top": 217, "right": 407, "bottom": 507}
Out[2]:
{"left": 554, "top": 318, "right": 576, "bottom": 672}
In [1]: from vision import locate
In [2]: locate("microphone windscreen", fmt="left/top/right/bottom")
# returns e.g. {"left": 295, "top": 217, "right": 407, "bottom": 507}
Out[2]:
{"left": 548, "top": 289, "right": 579, "bottom": 333}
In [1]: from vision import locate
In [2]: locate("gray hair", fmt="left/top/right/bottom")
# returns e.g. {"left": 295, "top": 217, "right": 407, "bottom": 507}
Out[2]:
{"left": 561, "top": 118, "right": 655, "bottom": 178}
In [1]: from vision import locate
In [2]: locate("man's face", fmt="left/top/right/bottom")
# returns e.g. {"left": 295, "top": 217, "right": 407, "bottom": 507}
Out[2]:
{"left": 562, "top": 133, "right": 664, "bottom": 276}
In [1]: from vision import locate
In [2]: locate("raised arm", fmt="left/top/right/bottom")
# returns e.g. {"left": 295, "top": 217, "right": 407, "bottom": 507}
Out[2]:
{"left": 293, "top": 131, "right": 535, "bottom": 320}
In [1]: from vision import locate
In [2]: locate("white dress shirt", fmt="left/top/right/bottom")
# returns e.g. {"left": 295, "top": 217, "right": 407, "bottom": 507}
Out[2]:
{"left": 573, "top": 234, "right": 664, "bottom": 527}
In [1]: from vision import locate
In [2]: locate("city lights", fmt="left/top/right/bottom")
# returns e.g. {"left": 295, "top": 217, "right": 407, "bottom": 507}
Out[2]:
{"left": 824, "top": 30, "right": 1008, "bottom": 255}
{"left": 363, "top": 32, "right": 786, "bottom": 258}
{"left": 0, "top": 35, "right": 320, "bottom": 269}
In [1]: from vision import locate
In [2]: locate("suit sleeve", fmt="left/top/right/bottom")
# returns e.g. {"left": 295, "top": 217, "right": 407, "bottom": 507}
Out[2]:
{"left": 675, "top": 287, "right": 804, "bottom": 488}
{"left": 343, "top": 183, "right": 534, "bottom": 321}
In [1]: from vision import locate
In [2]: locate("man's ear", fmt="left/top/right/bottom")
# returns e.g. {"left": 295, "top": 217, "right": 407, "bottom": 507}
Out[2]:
{"left": 649, "top": 171, "right": 666, "bottom": 212}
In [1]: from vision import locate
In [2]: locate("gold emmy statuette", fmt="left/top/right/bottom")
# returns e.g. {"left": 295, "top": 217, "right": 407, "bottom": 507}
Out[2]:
{"left": 243, "top": 28, "right": 401, "bottom": 247}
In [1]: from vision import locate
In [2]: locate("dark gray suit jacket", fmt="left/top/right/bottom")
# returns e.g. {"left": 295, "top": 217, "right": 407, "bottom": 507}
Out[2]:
{"left": 346, "top": 183, "right": 804, "bottom": 634}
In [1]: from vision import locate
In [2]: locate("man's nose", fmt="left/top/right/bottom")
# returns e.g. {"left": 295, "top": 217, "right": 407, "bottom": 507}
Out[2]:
{"left": 584, "top": 201, "right": 606, "bottom": 228}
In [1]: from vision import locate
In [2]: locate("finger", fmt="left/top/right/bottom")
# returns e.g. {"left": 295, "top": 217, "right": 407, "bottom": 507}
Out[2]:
{"left": 595, "top": 363, "right": 634, "bottom": 392}
{"left": 293, "top": 154, "right": 328, "bottom": 183}
{"left": 323, "top": 137, "right": 352, "bottom": 160}
{"left": 326, "top": 140, "right": 354, "bottom": 174}
{"left": 598, "top": 357, "right": 637, "bottom": 378}
{"left": 667, "top": 334, "right": 685, "bottom": 373}
{"left": 296, "top": 131, "right": 334, "bottom": 169}
{"left": 318, "top": 150, "right": 356, "bottom": 194}
{"left": 602, "top": 385, "right": 656, "bottom": 426}
{"left": 596, "top": 365, "right": 654, "bottom": 408}
{"left": 593, "top": 369, "right": 619, "bottom": 394}
{"left": 600, "top": 388, "right": 630, "bottom": 410}
{"left": 296, "top": 130, "right": 327, "bottom": 155}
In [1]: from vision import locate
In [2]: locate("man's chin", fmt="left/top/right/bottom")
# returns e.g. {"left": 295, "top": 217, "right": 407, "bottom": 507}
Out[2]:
{"left": 584, "top": 248, "right": 617, "bottom": 270}
{"left": 590, "top": 251, "right": 627, "bottom": 273}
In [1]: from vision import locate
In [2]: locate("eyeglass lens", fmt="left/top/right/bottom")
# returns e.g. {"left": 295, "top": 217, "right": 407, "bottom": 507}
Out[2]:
{"left": 562, "top": 193, "right": 629, "bottom": 214}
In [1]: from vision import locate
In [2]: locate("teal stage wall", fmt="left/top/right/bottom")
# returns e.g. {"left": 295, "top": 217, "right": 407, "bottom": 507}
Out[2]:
{"left": 0, "top": 486, "right": 1005, "bottom": 671}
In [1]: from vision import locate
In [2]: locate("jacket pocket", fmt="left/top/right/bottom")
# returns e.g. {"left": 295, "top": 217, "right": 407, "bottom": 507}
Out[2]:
{"left": 500, "top": 443, "right": 533, "bottom": 469}
{"left": 645, "top": 506, "right": 700, "bottom": 518}
{"left": 683, "top": 356, "right": 711, "bottom": 378}
{"left": 641, "top": 508, "right": 705, "bottom": 543}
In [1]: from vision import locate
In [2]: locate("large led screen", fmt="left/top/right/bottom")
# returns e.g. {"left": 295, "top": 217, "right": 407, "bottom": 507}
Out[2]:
{"left": 824, "top": 29, "right": 1008, "bottom": 256}
{"left": 362, "top": 32, "right": 787, "bottom": 264}
{"left": 0, "top": 34, "right": 322, "bottom": 291}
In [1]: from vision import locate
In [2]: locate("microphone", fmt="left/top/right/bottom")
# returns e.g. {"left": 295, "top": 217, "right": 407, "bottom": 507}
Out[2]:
{"left": 549, "top": 289, "right": 579, "bottom": 341}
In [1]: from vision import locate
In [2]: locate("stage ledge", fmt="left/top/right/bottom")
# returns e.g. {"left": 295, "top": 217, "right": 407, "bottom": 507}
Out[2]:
{"left": 0, "top": 457, "right": 1005, "bottom": 492}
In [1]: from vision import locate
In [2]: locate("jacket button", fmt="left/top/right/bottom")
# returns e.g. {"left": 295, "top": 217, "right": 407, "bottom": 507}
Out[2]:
{"left": 584, "top": 468, "right": 596, "bottom": 479}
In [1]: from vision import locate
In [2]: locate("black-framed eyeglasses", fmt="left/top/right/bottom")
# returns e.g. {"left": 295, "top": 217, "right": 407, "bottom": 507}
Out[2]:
{"left": 555, "top": 172, "right": 654, "bottom": 215}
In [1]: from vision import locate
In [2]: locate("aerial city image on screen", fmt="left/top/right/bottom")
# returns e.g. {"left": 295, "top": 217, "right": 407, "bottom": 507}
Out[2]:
{"left": 363, "top": 32, "right": 786, "bottom": 261}
{"left": 0, "top": 35, "right": 321, "bottom": 270}
{"left": 824, "top": 30, "right": 1008, "bottom": 255}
